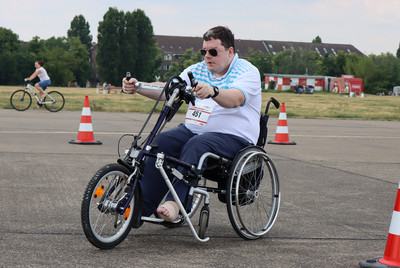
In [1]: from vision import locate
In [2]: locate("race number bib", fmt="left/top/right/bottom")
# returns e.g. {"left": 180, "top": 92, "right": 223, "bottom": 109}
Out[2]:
{"left": 185, "top": 104, "right": 214, "bottom": 127}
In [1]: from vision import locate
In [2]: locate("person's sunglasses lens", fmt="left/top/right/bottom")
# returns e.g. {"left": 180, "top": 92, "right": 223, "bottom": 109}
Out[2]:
{"left": 200, "top": 49, "right": 218, "bottom": 57}
{"left": 209, "top": 49, "right": 218, "bottom": 56}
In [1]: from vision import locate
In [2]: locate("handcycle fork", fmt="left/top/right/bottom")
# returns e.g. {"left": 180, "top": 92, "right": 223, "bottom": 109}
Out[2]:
{"left": 100, "top": 170, "right": 137, "bottom": 217}
{"left": 116, "top": 172, "right": 138, "bottom": 214}
{"left": 155, "top": 153, "right": 210, "bottom": 242}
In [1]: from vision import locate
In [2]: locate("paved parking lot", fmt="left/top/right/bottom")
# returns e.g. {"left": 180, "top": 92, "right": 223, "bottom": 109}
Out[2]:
{"left": 1, "top": 108, "right": 399, "bottom": 267}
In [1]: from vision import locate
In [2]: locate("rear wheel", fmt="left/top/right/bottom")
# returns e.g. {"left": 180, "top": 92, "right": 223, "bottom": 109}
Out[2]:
{"left": 44, "top": 91, "right": 65, "bottom": 112}
{"left": 226, "top": 146, "right": 280, "bottom": 240}
{"left": 81, "top": 163, "right": 140, "bottom": 249}
{"left": 10, "top": 90, "right": 32, "bottom": 111}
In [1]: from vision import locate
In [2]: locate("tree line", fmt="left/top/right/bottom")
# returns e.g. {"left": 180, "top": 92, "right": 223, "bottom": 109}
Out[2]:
{"left": 1, "top": 7, "right": 400, "bottom": 94}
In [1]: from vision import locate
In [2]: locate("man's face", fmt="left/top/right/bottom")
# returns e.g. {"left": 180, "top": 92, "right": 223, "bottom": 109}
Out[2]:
{"left": 202, "top": 38, "right": 234, "bottom": 77}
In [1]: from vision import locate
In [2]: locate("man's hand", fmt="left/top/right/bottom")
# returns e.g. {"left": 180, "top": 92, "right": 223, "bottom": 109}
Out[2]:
{"left": 122, "top": 77, "right": 139, "bottom": 94}
{"left": 193, "top": 82, "right": 214, "bottom": 99}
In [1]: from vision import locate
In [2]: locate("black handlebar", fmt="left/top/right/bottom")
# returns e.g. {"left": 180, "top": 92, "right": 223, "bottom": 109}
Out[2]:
{"left": 163, "top": 74, "right": 196, "bottom": 106}
{"left": 187, "top": 71, "right": 198, "bottom": 88}
{"left": 126, "top": 72, "right": 131, "bottom": 81}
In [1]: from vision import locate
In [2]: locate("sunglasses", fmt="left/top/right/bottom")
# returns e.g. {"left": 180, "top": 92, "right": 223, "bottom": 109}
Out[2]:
{"left": 200, "top": 48, "right": 225, "bottom": 57}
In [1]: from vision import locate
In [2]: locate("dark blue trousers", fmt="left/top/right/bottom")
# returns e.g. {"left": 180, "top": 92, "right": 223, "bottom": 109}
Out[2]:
{"left": 140, "top": 123, "right": 250, "bottom": 216}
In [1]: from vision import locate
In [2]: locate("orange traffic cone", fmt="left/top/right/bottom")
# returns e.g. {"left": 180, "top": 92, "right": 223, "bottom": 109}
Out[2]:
{"left": 268, "top": 102, "right": 296, "bottom": 145}
{"left": 360, "top": 182, "right": 400, "bottom": 267}
{"left": 69, "top": 96, "right": 102, "bottom": 145}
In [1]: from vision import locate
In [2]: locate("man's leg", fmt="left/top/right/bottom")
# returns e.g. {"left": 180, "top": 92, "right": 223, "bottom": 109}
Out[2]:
{"left": 165, "top": 132, "right": 250, "bottom": 205}
{"left": 140, "top": 124, "right": 195, "bottom": 217}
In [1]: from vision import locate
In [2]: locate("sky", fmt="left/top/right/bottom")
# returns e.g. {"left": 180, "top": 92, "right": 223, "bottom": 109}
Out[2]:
{"left": 1, "top": 0, "right": 399, "bottom": 56}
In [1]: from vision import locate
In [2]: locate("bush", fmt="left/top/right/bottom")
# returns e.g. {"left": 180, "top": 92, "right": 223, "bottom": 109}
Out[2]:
{"left": 366, "top": 87, "right": 388, "bottom": 95}
{"left": 268, "top": 80, "right": 276, "bottom": 90}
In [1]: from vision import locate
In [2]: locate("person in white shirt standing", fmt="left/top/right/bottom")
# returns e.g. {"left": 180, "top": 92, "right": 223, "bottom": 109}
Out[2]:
{"left": 25, "top": 60, "right": 51, "bottom": 100}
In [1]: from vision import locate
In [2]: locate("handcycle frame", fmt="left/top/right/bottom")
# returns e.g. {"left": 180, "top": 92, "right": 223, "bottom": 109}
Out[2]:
{"left": 81, "top": 72, "right": 280, "bottom": 247}
{"left": 118, "top": 74, "right": 215, "bottom": 242}
{"left": 10, "top": 83, "right": 65, "bottom": 112}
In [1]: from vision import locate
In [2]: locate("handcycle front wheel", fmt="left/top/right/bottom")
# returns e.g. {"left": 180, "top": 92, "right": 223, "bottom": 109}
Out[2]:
{"left": 44, "top": 91, "right": 65, "bottom": 112}
{"left": 81, "top": 163, "right": 140, "bottom": 249}
{"left": 10, "top": 90, "right": 32, "bottom": 111}
{"left": 226, "top": 146, "right": 280, "bottom": 240}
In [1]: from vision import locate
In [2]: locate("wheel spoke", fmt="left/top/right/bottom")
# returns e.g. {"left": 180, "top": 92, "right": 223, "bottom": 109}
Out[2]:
{"left": 81, "top": 164, "right": 139, "bottom": 249}
{"left": 44, "top": 91, "right": 65, "bottom": 112}
{"left": 10, "top": 90, "right": 32, "bottom": 111}
{"left": 227, "top": 147, "right": 280, "bottom": 239}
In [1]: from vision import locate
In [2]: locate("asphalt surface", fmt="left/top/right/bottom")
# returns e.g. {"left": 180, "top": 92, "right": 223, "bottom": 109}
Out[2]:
{"left": 1, "top": 107, "right": 400, "bottom": 267}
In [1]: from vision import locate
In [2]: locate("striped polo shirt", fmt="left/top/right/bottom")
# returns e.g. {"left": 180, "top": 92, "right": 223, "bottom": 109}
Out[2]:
{"left": 180, "top": 54, "right": 261, "bottom": 144}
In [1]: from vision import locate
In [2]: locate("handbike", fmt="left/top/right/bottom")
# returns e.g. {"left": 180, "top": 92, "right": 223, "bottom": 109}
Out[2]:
{"left": 10, "top": 82, "right": 65, "bottom": 112}
{"left": 81, "top": 72, "right": 281, "bottom": 249}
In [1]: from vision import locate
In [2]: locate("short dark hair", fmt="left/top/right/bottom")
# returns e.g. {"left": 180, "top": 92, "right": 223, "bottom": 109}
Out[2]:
{"left": 36, "top": 60, "right": 44, "bottom": 66}
{"left": 203, "top": 26, "right": 235, "bottom": 52}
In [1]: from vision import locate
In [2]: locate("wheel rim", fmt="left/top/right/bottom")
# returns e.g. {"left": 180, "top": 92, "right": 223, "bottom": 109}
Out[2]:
{"left": 44, "top": 91, "right": 65, "bottom": 112}
{"left": 88, "top": 170, "right": 134, "bottom": 243}
{"left": 229, "top": 150, "right": 280, "bottom": 239}
{"left": 11, "top": 90, "right": 31, "bottom": 111}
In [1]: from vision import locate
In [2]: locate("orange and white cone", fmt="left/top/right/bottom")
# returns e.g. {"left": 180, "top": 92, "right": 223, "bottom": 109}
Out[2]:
{"left": 69, "top": 95, "right": 102, "bottom": 145}
{"left": 360, "top": 181, "right": 400, "bottom": 267}
{"left": 268, "top": 102, "right": 296, "bottom": 145}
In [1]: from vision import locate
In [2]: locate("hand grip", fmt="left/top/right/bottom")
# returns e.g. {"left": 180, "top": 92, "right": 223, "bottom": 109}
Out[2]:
{"left": 126, "top": 72, "right": 131, "bottom": 81}
{"left": 187, "top": 71, "right": 198, "bottom": 88}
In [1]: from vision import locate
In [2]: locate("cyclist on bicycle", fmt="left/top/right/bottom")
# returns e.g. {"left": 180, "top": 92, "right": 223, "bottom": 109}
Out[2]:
{"left": 122, "top": 26, "right": 261, "bottom": 222}
{"left": 25, "top": 60, "right": 51, "bottom": 101}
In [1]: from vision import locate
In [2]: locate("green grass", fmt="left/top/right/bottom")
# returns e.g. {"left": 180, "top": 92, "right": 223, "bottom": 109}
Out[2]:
{"left": 2, "top": 86, "right": 400, "bottom": 120}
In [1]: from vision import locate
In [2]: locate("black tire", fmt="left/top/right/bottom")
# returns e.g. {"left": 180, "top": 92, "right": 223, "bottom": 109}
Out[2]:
{"left": 10, "top": 90, "right": 32, "bottom": 111}
{"left": 198, "top": 207, "right": 209, "bottom": 239}
{"left": 81, "top": 163, "right": 140, "bottom": 249}
{"left": 44, "top": 91, "right": 65, "bottom": 112}
{"left": 226, "top": 146, "right": 280, "bottom": 240}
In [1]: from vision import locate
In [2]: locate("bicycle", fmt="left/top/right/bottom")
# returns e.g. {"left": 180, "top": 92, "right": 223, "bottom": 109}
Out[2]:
{"left": 10, "top": 82, "right": 65, "bottom": 112}
{"left": 81, "top": 72, "right": 280, "bottom": 249}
